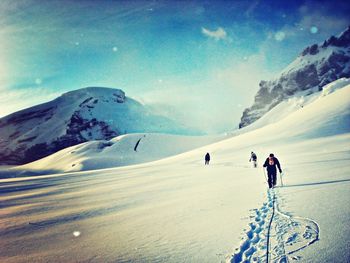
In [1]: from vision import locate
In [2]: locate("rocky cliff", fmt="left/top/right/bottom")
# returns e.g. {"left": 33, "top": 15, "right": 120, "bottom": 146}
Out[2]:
{"left": 239, "top": 26, "right": 350, "bottom": 128}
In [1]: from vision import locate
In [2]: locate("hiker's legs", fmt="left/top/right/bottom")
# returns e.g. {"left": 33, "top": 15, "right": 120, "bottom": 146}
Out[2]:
{"left": 268, "top": 172, "right": 273, "bottom": 188}
{"left": 272, "top": 172, "right": 277, "bottom": 186}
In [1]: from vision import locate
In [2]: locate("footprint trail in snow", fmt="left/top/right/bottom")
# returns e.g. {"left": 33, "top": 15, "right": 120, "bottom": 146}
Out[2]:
{"left": 229, "top": 189, "right": 319, "bottom": 262}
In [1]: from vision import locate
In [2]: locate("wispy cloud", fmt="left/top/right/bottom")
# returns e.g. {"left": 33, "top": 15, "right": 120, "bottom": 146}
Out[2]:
{"left": 201, "top": 27, "right": 227, "bottom": 41}
{"left": 260, "top": 2, "right": 350, "bottom": 72}
{"left": 0, "top": 86, "right": 62, "bottom": 117}
{"left": 245, "top": 0, "right": 260, "bottom": 18}
{"left": 268, "top": 2, "right": 349, "bottom": 44}
{"left": 297, "top": 8, "right": 349, "bottom": 36}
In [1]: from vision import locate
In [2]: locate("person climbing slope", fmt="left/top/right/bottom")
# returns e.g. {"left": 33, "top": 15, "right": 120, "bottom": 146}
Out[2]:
{"left": 263, "top": 153, "right": 282, "bottom": 188}
{"left": 205, "top": 152, "right": 210, "bottom": 165}
{"left": 249, "top": 151, "right": 257, "bottom": 168}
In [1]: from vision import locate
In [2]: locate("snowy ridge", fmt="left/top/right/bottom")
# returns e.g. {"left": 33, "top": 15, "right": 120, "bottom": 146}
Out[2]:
{"left": 239, "top": 26, "right": 350, "bottom": 128}
{"left": 0, "top": 87, "right": 193, "bottom": 165}
{"left": 2, "top": 133, "right": 226, "bottom": 176}
{"left": 231, "top": 78, "right": 350, "bottom": 137}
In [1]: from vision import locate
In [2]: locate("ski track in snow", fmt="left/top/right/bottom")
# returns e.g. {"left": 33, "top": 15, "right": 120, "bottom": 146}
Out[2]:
{"left": 229, "top": 188, "right": 319, "bottom": 263}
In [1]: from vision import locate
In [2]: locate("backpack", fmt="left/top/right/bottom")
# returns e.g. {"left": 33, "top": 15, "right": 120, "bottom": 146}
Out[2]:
{"left": 205, "top": 153, "right": 210, "bottom": 160}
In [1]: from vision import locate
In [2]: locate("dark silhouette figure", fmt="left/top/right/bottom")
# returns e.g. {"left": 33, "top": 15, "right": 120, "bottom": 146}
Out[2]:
{"left": 134, "top": 135, "right": 146, "bottom": 152}
{"left": 249, "top": 151, "right": 257, "bottom": 168}
{"left": 134, "top": 138, "right": 142, "bottom": 152}
{"left": 263, "top": 153, "right": 282, "bottom": 188}
{"left": 205, "top": 152, "right": 210, "bottom": 165}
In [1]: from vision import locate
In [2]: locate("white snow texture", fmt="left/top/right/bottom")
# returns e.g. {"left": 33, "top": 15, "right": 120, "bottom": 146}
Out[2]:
{"left": 0, "top": 78, "right": 349, "bottom": 262}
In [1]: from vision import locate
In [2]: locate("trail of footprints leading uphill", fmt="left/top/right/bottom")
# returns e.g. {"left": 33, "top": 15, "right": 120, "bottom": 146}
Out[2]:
{"left": 229, "top": 189, "right": 319, "bottom": 263}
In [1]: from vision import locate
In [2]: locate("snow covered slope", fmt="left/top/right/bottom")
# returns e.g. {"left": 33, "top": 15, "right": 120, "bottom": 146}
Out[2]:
{"left": 233, "top": 78, "right": 350, "bottom": 136}
{"left": 0, "top": 87, "right": 192, "bottom": 165}
{"left": 4, "top": 78, "right": 349, "bottom": 177}
{"left": 4, "top": 133, "right": 225, "bottom": 176}
{"left": 0, "top": 80, "right": 349, "bottom": 262}
{"left": 240, "top": 26, "right": 350, "bottom": 128}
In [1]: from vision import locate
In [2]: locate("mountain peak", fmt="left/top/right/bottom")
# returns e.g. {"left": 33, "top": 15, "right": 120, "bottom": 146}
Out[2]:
{"left": 60, "top": 86, "right": 125, "bottom": 100}
{"left": 300, "top": 26, "right": 350, "bottom": 57}
{"left": 321, "top": 25, "right": 350, "bottom": 49}
{"left": 57, "top": 86, "right": 126, "bottom": 104}
{"left": 239, "top": 26, "right": 350, "bottom": 129}
{"left": 0, "top": 87, "right": 189, "bottom": 165}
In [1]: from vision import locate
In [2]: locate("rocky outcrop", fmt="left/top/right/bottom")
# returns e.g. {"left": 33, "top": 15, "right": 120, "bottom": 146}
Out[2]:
{"left": 239, "top": 26, "right": 350, "bottom": 128}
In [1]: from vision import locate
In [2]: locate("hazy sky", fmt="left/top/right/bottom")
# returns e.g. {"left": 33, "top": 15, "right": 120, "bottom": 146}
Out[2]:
{"left": 1, "top": 0, "right": 349, "bottom": 133}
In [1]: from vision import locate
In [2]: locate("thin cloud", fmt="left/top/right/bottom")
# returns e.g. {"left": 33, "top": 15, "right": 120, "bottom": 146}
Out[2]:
{"left": 298, "top": 11, "right": 348, "bottom": 36}
{"left": 201, "top": 27, "right": 227, "bottom": 41}
{"left": 274, "top": 2, "right": 349, "bottom": 41}
{"left": 245, "top": 0, "right": 260, "bottom": 18}
{"left": 0, "top": 86, "right": 62, "bottom": 117}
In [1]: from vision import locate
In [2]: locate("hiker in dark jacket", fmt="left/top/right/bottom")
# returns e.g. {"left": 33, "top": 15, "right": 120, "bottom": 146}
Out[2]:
{"left": 249, "top": 151, "right": 257, "bottom": 168}
{"left": 263, "top": 153, "right": 282, "bottom": 188}
{"left": 205, "top": 152, "right": 210, "bottom": 165}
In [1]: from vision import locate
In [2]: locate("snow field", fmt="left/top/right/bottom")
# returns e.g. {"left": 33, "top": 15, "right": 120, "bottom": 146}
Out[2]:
{"left": 0, "top": 80, "right": 349, "bottom": 262}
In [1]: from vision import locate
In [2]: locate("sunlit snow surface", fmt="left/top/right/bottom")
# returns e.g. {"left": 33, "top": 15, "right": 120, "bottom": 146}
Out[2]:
{"left": 73, "top": 231, "right": 81, "bottom": 237}
{"left": 0, "top": 80, "right": 349, "bottom": 262}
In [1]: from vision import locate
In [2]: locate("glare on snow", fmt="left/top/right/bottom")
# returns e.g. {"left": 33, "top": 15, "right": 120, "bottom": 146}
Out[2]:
{"left": 112, "top": 46, "right": 118, "bottom": 52}
{"left": 73, "top": 231, "right": 81, "bottom": 237}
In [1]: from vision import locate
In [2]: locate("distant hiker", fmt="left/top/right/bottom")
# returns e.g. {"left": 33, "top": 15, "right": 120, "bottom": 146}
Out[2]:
{"left": 249, "top": 151, "right": 257, "bottom": 168}
{"left": 263, "top": 153, "right": 282, "bottom": 188}
{"left": 205, "top": 152, "right": 210, "bottom": 165}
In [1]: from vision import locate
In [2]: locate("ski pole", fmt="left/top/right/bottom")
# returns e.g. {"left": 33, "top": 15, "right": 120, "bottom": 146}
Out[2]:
{"left": 280, "top": 172, "right": 284, "bottom": 187}
{"left": 262, "top": 167, "right": 268, "bottom": 183}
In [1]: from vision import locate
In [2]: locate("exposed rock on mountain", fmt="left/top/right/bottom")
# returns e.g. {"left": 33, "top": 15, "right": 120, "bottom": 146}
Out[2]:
{"left": 0, "top": 87, "right": 189, "bottom": 165}
{"left": 239, "top": 26, "right": 350, "bottom": 128}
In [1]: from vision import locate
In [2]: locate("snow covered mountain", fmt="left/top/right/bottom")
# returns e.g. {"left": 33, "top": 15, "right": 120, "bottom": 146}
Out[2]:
{"left": 0, "top": 87, "right": 191, "bottom": 165}
{"left": 4, "top": 77, "right": 349, "bottom": 177}
{"left": 1, "top": 78, "right": 349, "bottom": 262}
{"left": 239, "top": 26, "right": 350, "bottom": 128}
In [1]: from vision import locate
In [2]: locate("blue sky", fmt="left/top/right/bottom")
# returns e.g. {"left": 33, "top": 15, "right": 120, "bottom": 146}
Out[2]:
{"left": 0, "top": 0, "right": 349, "bottom": 133}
